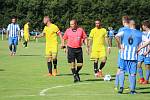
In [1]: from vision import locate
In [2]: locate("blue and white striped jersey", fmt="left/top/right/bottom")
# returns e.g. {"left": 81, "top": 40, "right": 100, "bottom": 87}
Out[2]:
{"left": 139, "top": 31, "right": 150, "bottom": 57}
{"left": 116, "top": 28, "right": 142, "bottom": 60}
{"left": 7, "top": 23, "right": 20, "bottom": 37}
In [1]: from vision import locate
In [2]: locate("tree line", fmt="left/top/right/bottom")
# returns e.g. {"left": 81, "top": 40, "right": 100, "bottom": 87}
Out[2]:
{"left": 0, "top": 0, "right": 150, "bottom": 33}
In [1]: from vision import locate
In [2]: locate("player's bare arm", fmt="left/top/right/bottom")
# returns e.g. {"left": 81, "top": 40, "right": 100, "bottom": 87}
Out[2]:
{"left": 34, "top": 32, "right": 45, "bottom": 38}
{"left": 105, "top": 36, "right": 111, "bottom": 54}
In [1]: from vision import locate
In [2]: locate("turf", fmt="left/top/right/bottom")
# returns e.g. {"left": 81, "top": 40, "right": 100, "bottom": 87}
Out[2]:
{"left": 0, "top": 38, "right": 150, "bottom": 100}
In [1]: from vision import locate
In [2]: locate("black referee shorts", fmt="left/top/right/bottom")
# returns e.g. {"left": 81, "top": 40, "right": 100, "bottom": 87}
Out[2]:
{"left": 67, "top": 46, "right": 83, "bottom": 63}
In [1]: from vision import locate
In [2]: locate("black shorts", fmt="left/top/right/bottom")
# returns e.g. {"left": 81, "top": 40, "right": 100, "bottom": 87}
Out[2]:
{"left": 67, "top": 46, "right": 83, "bottom": 63}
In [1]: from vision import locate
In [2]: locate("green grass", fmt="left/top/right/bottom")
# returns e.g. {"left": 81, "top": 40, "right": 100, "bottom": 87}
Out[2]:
{"left": 0, "top": 39, "right": 150, "bottom": 100}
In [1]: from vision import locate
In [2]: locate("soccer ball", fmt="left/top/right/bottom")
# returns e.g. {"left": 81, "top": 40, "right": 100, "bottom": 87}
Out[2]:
{"left": 104, "top": 74, "right": 111, "bottom": 81}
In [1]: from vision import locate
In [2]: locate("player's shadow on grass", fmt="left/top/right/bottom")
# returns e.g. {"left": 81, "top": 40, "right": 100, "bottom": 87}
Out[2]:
{"left": 84, "top": 78, "right": 115, "bottom": 82}
{"left": 17, "top": 54, "right": 41, "bottom": 56}
{"left": 57, "top": 73, "right": 90, "bottom": 76}
{"left": 136, "top": 87, "right": 150, "bottom": 90}
{"left": 84, "top": 79, "right": 104, "bottom": 82}
{"left": 139, "top": 91, "right": 150, "bottom": 94}
{"left": 111, "top": 74, "right": 128, "bottom": 78}
{"left": 0, "top": 69, "right": 5, "bottom": 71}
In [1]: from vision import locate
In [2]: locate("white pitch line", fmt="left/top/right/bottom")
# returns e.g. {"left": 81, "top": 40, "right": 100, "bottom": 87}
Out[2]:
{"left": 39, "top": 83, "right": 90, "bottom": 96}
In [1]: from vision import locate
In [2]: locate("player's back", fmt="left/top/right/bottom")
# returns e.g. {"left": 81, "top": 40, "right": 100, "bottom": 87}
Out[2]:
{"left": 120, "top": 28, "right": 142, "bottom": 60}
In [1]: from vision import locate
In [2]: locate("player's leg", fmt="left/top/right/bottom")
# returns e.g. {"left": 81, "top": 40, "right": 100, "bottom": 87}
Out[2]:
{"left": 13, "top": 37, "right": 18, "bottom": 55}
{"left": 137, "top": 55, "right": 144, "bottom": 84}
{"left": 143, "top": 57, "right": 150, "bottom": 84}
{"left": 46, "top": 48, "right": 53, "bottom": 76}
{"left": 115, "top": 68, "right": 120, "bottom": 90}
{"left": 128, "top": 60, "right": 137, "bottom": 94}
{"left": 118, "top": 59, "right": 125, "bottom": 94}
{"left": 98, "top": 48, "right": 106, "bottom": 77}
{"left": 67, "top": 47, "right": 77, "bottom": 82}
{"left": 115, "top": 54, "right": 121, "bottom": 90}
{"left": 52, "top": 52, "right": 58, "bottom": 76}
{"left": 90, "top": 51, "right": 99, "bottom": 77}
{"left": 8, "top": 37, "right": 13, "bottom": 56}
{"left": 75, "top": 47, "right": 83, "bottom": 81}
{"left": 144, "top": 64, "right": 150, "bottom": 84}
{"left": 47, "top": 57, "right": 53, "bottom": 76}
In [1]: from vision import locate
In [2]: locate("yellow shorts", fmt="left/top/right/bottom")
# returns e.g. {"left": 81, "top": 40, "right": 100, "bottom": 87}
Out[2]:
{"left": 45, "top": 45, "right": 58, "bottom": 58}
{"left": 24, "top": 36, "right": 29, "bottom": 41}
{"left": 90, "top": 48, "right": 106, "bottom": 60}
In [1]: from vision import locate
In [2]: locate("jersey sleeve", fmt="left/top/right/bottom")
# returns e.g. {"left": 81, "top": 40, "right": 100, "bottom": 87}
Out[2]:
{"left": 63, "top": 29, "right": 68, "bottom": 40}
{"left": 42, "top": 26, "right": 46, "bottom": 33}
{"left": 104, "top": 29, "right": 108, "bottom": 37}
{"left": 17, "top": 24, "right": 20, "bottom": 31}
{"left": 81, "top": 29, "right": 87, "bottom": 40}
{"left": 115, "top": 31, "right": 124, "bottom": 37}
{"left": 89, "top": 29, "right": 94, "bottom": 38}
{"left": 7, "top": 24, "right": 10, "bottom": 31}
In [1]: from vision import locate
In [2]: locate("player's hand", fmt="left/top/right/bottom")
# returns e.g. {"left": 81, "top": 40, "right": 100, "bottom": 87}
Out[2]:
{"left": 120, "top": 45, "right": 124, "bottom": 51}
{"left": 64, "top": 48, "right": 67, "bottom": 53}
{"left": 137, "top": 47, "right": 142, "bottom": 53}
{"left": 143, "top": 51, "right": 148, "bottom": 56}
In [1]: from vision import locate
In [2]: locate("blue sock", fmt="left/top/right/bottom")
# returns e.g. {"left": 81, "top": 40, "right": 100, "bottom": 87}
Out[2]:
{"left": 129, "top": 74, "right": 136, "bottom": 91}
{"left": 119, "top": 71, "right": 125, "bottom": 88}
{"left": 138, "top": 67, "right": 143, "bottom": 78}
{"left": 146, "top": 69, "right": 150, "bottom": 81}
{"left": 115, "top": 74, "right": 119, "bottom": 88}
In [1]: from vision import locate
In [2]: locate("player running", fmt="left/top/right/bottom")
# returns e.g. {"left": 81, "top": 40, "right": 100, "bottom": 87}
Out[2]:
{"left": 114, "top": 16, "right": 130, "bottom": 90}
{"left": 62, "top": 19, "right": 88, "bottom": 83}
{"left": 137, "top": 20, "right": 150, "bottom": 84}
{"left": 88, "top": 19, "right": 111, "bottom": 78}
{"left": 23, "top": 21, "right": 30, "bottom": 48}
{"left": 35, "top": 16, "right": 63, "bottom": 76}
{"left": 115, "top": 20, "right": 143, "bottom": 94}
{"left": 7, "top": 17, "right": 20, "bottom": 56}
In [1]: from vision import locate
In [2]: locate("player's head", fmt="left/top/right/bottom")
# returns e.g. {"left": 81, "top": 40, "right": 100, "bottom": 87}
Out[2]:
{"left": 95, "top": 19, "right": 101, "bottom": 28}
{"left": 11, "top": 17, "right": 16, "bottom": 24}
{"left": 108, "top": 27, "right": 113, "bottom": 30}
{"left": 43, "top": 16, "right": 51, "bottom": 25}
{"left": 122, "top": 16, "right": 130, "bottom": 26}
{"left": 142, "top": 20, "right": 150, "bottom": 31}
{"left": 70, "top": 19, "right": 78, "bottom": 29}
{"left": 129, "top": 20, "right": 136, "bottom": 29}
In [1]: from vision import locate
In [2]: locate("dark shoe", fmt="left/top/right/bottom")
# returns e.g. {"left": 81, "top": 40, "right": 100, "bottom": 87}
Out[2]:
{"left": 118, "top": 87, "right": 123, "bottom": 94}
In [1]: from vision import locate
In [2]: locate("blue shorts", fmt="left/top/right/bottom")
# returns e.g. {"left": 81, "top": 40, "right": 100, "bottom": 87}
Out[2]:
{"left": 120, "top": 59, "right": 137, "bottom": 75}
{"left": 9, "top": 37, "right": 18, "bottom": 45}
{"left": 138, "top": 55, "right": 150, "bottom": 65}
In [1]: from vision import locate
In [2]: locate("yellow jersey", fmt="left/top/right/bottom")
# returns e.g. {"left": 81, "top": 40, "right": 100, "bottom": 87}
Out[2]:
{"left": 24, "top": 23, "right": 29, "bottom": 36}
{"left": 89, "top": 27, "right": 107, "bottom": 51}
{"left": 43, "top": 24, "right": 59, "bottom": 46}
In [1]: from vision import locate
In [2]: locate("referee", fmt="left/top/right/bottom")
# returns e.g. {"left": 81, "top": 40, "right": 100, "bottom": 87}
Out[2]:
{"left": 7, "top": 17, "right": 20, "bottom": 56}
{"left": 62, "top": 19, "right": 89, "bottom": 83}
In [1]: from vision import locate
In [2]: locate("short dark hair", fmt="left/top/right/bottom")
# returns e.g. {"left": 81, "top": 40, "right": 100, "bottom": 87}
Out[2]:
{"left": 142, "top": 20, "right": 150, "bottom": 29}
{"left": 70, "top": 19, "right": 78, "bottom": 24}
{"left": 122, "top": 16, "right": 130, "bottom": 23}
{"left": 11, "top": 16, "right": 17, "bottom": 19}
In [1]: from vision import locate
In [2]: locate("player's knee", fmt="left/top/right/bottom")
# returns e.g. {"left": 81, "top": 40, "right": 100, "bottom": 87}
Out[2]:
{"left": 47, "top": 57, "right": 52, "bottom": 62}
{"left": 76, "top": 63, "right": 83, "bottom": 67}
{"left": 145, "top": 65, "right": 150, "bottom": 70}
{"left": 94, "top": 59, "right": 98, "bottom": 63}
{"left": 69, "top": 62, "right": 75, "bottom": 68}
{"left": 102, "top": 57, "right": 107, "bottom": 62}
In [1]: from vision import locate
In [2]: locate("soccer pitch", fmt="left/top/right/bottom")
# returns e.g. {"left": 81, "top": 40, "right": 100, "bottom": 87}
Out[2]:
{"left": 0, "top": 39, "right": 150, "bottom": 100}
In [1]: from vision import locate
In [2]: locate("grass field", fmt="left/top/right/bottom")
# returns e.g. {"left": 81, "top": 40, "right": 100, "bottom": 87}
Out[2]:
{"left": 0, "top": 38, "right": 150, "bottom": 100}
